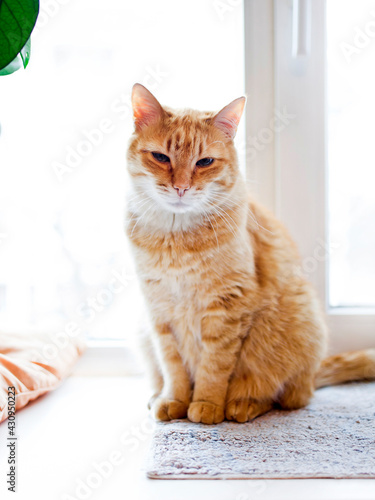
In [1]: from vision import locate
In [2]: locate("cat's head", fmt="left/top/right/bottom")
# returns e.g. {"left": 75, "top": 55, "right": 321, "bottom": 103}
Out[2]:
{"left": 127, "top": 84, "right": 246, "bottom": 216}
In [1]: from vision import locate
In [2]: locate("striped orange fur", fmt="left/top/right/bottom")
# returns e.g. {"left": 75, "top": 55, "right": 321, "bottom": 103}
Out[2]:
{"left": 126, "top": 84, "right": 375, "bottom": 424}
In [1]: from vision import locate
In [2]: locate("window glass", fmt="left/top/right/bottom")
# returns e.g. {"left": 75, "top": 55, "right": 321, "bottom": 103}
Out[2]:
{"left": 0, "top": 0, "right": 244, "bottom": 337}
{"left": 327, "top": 0, "right": 375, "bottom": 307}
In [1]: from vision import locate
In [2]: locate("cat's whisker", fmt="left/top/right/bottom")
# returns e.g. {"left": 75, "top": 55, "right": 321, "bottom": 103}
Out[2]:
{"left": 208, "top": 191, "right": 244, "bottom": 206}
{"left": 207, "top": 195, "right": 247, "bottom": 223}
{"left": 126, "top": 191, "right": 149, "bottom": 204}
{"left": 128, "top": 191, "right": 153, "bottom": 208}
{"left": 206, "top": 192, "right": 243, "bottom": 210}
{"left": 208, "top": 192, "right": 274, "bottom": 234}
{"left": 215, "top": 205, "right": 241, "bottom": 236}
{"left": 246, "top": 207, "right": 275, "bottom": 235}
{"left": 127, "top": 196, "right": 154, "bottom": 224}
{"left": 213, "top": 201, "right": 239, "bottom": 225}
{"left": 126, "top": 196, "right": 152, "bottom": 215}
{"left": 207, "top": 203, "right": 238, "bottom": 239}
{"left": 130, "top": 200, "right": 156, "bottom": 237}
{"left": 205, "top": 196, "right": 242, "bottom": 233}
{"left": 215, "top": 212, "right": 237, "bottom": 240}
{"left": 201, "top": 208, "right": 220, "bottom": 249}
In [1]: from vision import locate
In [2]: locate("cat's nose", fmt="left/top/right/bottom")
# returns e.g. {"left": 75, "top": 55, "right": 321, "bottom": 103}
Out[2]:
{"left": 173, "top": 184, "right": 190, "bottom": 197}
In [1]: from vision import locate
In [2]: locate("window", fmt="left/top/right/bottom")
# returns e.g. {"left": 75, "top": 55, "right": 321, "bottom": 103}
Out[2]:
{"left": 327, "top": 0, "right": 375, "bottom": 309}
{"left": 0, "top": 0, "right": 244, "bottom": 341}
{"left": 246, "top": 0, "right": 375, "bottom": 352}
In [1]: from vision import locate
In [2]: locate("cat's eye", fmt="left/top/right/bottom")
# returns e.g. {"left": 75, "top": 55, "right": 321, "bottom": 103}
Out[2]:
{"left": 196, "top": 157, "right": 214, "bottom": 167}
{"left": 152, "top": 152, "right": 170, "bottom": 163}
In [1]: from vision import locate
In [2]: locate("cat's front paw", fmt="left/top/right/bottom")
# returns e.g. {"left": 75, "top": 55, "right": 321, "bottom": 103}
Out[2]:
{"left": 151, "top": 397, "right": 188, "bottom": 421}
{"left": 188, "top": 401, "right": 224, "bottom": 424}
{"left": 147, "top": 393, "right": 161, "bottom": 410}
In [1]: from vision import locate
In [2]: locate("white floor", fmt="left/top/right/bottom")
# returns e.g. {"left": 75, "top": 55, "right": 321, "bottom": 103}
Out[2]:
{"left": 0, "top": 374, "right": 374, "bottom": 500}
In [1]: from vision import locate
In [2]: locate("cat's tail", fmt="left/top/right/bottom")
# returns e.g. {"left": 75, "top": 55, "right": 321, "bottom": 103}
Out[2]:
{"left": 315, "top": 349, "right": 375, "bottom": 389}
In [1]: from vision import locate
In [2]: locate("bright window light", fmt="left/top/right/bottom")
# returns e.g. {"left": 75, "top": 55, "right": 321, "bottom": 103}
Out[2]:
{"left": 327, "top": 0, "right": 375, "bottom": 308}
{"left": 0, "top": 0, "right": 244, "bottom": 339}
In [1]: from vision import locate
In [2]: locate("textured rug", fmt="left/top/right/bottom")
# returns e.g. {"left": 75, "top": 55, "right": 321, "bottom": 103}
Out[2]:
{"left": 147, "top": 383, "right": 375, "bottom": 479}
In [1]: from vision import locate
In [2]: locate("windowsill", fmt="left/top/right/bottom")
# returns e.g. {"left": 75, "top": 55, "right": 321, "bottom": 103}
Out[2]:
{"left": 73, "top": 340, "right": 144, "bottom": 377}
{"left": 328, "top": 307, "right": 375, "bottom": 316}
{"left": 1, "top": 374, "right": 374, "bottom": 500}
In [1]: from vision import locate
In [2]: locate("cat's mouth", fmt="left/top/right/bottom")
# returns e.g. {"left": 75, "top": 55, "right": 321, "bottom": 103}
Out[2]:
{"left": 165, "top": 197, "right": 193, "bottom": 213}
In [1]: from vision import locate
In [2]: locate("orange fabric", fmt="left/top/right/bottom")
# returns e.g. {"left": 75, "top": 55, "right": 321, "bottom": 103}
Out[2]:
{"left": 0, "top": 332, "right": 85, "bottom": 423}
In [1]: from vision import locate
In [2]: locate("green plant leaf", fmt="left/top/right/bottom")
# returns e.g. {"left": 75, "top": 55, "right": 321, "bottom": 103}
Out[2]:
{"left": 0, "top": 37, "right": 31, "bottom": 75}
{"left": 20, "top": 37, "right": 31, "bottom": 68}
{"left": 0, "top": 53, "right": 22, "bottom": 75}
{"left": 0, "top": 0, "right": 39, "bottom": 71}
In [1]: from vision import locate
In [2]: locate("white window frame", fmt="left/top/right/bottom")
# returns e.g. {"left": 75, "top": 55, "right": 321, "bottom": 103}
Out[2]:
{"left": 244, "top": 0, "right": 375, "bottom": 354}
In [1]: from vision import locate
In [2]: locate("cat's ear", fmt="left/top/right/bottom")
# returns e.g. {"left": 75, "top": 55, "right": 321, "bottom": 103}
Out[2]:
{"left": 131, "top": 83, "right": 164, "bottom": 130}
{"left": 213, "top": 96, "right": 246, "bottom": 139}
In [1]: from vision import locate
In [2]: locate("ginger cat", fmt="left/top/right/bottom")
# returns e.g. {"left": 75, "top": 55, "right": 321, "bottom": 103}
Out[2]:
{"left": 126, "top": 84, "right": 375, "bottom": 424}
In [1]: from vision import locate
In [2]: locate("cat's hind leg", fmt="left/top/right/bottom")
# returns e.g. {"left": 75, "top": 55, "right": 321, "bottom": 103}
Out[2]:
{"left": 277, "top": 371, "right": 314, "bottom": 410}
{"left": 225, "top": 372, "right": 274, "bottom": 422}
{"left": 225, "top": 396, "right": 273, "bottom": 422}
